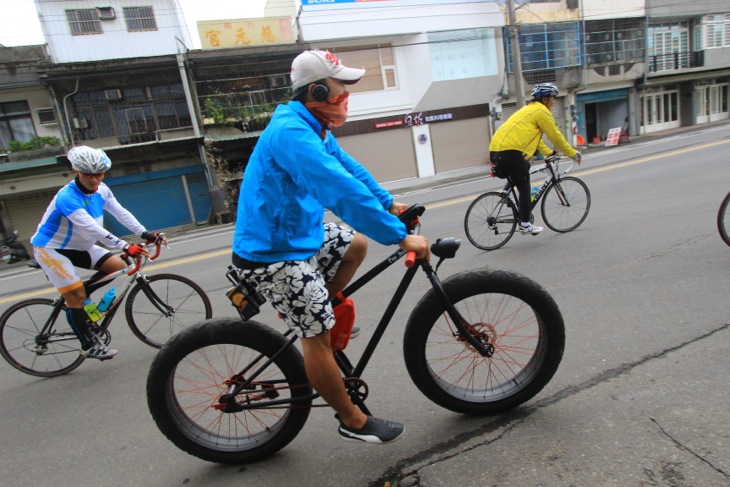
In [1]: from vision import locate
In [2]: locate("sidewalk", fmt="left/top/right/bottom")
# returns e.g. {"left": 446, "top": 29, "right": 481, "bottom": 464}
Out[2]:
{"left": 396, "top": 325, "right": 730, "bottom": 486}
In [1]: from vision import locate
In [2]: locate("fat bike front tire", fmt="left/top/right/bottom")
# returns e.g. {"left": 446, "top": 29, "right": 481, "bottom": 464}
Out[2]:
{"left": 403, "top": 269, "right": 565, "bottom": 415}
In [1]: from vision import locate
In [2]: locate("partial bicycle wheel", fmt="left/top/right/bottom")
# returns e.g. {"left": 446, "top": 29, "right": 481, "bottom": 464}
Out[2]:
{"left": 541, "top": 176, "right": 591, "bottom": 233}
{"left": 0, "top": 298, "right": 85, "bottom": 377}
{"left": 125, "top": 273, "right": 212, "bottom": 348}
{"left": 464, "top": 192, "right": 518, "bottom": 250}
{"left": 403, "top": 269, "right": 565, "bottom": 415}
{"left": 147, "top": 317, "right": 313, "bottom": 464}
{"left": 718, "top": 192, "right": 730, "bottom": 247}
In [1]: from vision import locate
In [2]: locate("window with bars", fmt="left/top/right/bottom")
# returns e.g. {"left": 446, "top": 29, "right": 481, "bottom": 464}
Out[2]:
{"left": 585, "top": 19, "right": 645, "bottom": 66}
{"left": 0, "top": 101, "right": 37, "bottom": 150}
{"left": 124, "top": 7, "right": 157, "bottom": 32}
{"left": 71, "top": 82, "right": 191, "bottom": 142}
{"left": 704, "top": 14, "right": 730, "bottom": 49}
{"left": 506, "top": 22, "right": 581, "bottom": 73}
{"left": 67, "top": 9, "right": 102, "bottom": 35}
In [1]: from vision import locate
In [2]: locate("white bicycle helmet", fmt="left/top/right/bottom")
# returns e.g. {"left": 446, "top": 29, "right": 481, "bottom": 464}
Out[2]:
{"left": 68, "top": 146, "right": 112, "bottom": 173}
{"left": 531, "top": 82, "right": 559, "bottom": 99}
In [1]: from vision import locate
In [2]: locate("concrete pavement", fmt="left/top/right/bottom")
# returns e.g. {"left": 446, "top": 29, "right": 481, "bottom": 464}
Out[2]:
{"left": 388, "top": 324, "right": 730, "bottom": 487}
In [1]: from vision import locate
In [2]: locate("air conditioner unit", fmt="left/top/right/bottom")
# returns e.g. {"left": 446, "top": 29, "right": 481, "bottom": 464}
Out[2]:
{"left": 73, "top": 118, "right": 89, "bottom": 129}
{"left": 270, "top": 75, "right": 288, "bottom": 88}
{"left": 97, "top": 7, "right": 116, "bottom": 21}
{"left": 37, "top": 108, "right": 57, "bottom": 125}
{"left": 105, "top": 89, "right": 123, "bottom": 101}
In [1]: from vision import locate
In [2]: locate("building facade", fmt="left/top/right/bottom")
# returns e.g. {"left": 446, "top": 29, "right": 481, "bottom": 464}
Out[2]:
{"left": 1, "top": 0, "right": 729, "bottom": 245}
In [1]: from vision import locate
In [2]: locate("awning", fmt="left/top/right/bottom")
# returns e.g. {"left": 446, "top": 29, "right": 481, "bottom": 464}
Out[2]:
{"left": 638, "top": 68, "right": 730, "bottom": 88}
{"left": 0, "top": 157, "right": 60, "bottom": 174}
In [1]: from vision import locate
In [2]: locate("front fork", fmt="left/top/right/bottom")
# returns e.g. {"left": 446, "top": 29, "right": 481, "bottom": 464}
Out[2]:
{"left": 421, "top": 262, "right": 495, "bottom": 357}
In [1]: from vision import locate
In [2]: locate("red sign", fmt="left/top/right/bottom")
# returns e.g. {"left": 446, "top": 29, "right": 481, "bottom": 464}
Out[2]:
{"left": 375, "top": 120, "right": 403, "bottom": 129}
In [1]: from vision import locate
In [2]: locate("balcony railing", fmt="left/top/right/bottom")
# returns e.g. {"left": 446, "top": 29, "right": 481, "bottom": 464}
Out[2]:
{"left": 648, "top": 50, "right": 704, "bottom": 73}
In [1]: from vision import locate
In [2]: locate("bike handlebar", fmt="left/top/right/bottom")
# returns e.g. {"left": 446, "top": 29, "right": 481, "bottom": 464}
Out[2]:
{"left": 398, "top": 205, "right": 425, "bottom": 268}
{"left": 122, "top": 235, "right": 164, "bottom": 276}
{"left": 531, "top": 155, "right": 574, "bottom": 175}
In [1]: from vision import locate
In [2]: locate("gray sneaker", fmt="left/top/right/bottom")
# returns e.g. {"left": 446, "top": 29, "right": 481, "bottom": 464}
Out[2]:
{"left": 338, "top": 415, "right": 405, "bottom": 444}
{"left": 350, "top": 326, "right": 360, "bottom": 339}
{"left": 80, "top": 340, "right": 118, "bottom": 360}
{"left": 519, "top": 223, "right": 543, "bottom": 235}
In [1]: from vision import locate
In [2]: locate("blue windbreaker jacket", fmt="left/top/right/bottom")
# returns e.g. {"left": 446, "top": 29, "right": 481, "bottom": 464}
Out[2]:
{"left": 232, "top": 101, "right": 407, "bottom": 263}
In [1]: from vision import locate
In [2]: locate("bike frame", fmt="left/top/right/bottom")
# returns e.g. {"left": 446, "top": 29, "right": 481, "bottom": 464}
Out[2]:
{"left": 34, "top": 242, "right": 163, "bottom": 347}
{"left": 501, "top": 156, "right": 572, "bottom": 211}
{"left": 221, "top": 208, "right": 491, "bottom": 415}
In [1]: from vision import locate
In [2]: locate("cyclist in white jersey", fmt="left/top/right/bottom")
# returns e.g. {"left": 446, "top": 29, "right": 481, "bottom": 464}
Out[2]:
{"left": 31, "top": 146, "right": 166, "bottom": 360}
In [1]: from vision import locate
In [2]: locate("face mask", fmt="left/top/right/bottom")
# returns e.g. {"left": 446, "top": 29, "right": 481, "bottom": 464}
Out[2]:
{"left": 305, "top": 91, "right": 350, "bottom": 129}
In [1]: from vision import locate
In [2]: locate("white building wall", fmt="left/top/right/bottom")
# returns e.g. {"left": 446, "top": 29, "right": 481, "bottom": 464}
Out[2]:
{"left": 582, "top": 0, "right": 645, "bottom": 20}
{"left": 298, "top": 1, "right": 503, "bottom": 41}
{"left": 298, "top": 1, "right": 504, "bottom": 118}
{"left": 35, "top": 0, "right": 193, "bottom": 63}
{"left": 0, "top": 87, "right": 62, "bottom": 140}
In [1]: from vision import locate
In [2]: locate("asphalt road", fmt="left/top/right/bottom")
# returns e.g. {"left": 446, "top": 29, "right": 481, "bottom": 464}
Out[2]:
{"left": 0, "top": 123, "right": 729, "bottom": 487}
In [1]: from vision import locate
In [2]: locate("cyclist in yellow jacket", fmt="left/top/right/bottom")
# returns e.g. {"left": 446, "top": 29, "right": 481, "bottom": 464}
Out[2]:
{"left": 489, "top": 83, "right": 582, "bottom": 235}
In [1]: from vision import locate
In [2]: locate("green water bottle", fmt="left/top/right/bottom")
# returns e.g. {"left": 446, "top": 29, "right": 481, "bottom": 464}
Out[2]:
{"left": 83, "top": 299, "right": 103, "bottom": 322}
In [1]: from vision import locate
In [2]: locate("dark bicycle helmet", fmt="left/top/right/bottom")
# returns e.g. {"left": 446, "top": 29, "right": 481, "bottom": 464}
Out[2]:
{"left": 68, "top": 146, "right": 112, "bottom": 173}
{"left": 531, "top": 82, "right": 559, "bottom": 99}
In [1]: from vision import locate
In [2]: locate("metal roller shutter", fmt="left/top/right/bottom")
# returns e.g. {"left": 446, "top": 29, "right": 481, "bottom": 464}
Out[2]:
{"left": 431, "top": 117, "right": 490, "bottom": 173}
{"left": 335, "top": 130, "right": 417, "bottom": 183}
{"left": 104, "top": 165, "right": 210, "bottom": 237}
{"left": 3, "top": 189, "right": 59, "bottom": 250}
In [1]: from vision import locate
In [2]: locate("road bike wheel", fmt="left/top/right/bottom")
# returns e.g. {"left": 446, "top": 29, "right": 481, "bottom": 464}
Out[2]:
{"left": 464, "top": 192, "right": 518, "bottom": 251}
{"left": 125, "top": 273, "right": 213, "bottom": 348}
{"left": 146, "top": 317, "right": 312, "bottom": 464}
{"left": 403, "top": 269, "right": 565, "bottom": 415}
{"left": 541, "top": 176, "right": 591, "bottom": 233}
{"left": 718, "top": 192, "right": 730, "bottom": 247}
{"left": 0, "top": 299, "right": 85, "bottom": 377}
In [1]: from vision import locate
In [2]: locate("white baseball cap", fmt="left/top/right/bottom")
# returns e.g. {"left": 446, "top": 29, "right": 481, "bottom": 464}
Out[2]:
{"left": 290, "top": 50, "right": 365, "bottom": 92}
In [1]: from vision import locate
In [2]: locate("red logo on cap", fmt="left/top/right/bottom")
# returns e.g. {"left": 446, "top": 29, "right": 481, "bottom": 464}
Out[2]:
{"left": 325, "top": 52, "right": 341, "bottom": 66}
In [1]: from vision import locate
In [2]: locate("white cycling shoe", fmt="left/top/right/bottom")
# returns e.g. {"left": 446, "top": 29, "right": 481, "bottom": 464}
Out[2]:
{"left": 519, "top": 223, "right": 543, "bottom": 235}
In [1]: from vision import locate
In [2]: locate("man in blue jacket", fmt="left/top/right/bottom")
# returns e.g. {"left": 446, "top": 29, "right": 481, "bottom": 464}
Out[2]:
{"left": 232, "top": 50, "right": 429, "bottom": 444}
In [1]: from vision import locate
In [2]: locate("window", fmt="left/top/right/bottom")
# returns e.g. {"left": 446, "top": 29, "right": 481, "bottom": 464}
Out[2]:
{"left": 648, "top": 22, "right": 689, "bottom": 72}
{"left": 124, "top": 7, "right": 157, "bottom": 32}
{"left": 704, "top": 14, "right": 730, "bottom": 49}
{"left": 67, "top": 9, "right": 102, "bottom": 35}
{"left": 429, "top": 29, "right": 498, "bottom": 81}
{"left": 71, "top": 82, "right": 191, "bottom": 142}
{"left": 585, "top": 19, "right": 644, "bottom": 66}
{"left": 323, "top": 45, "right": 397, "bottom": 93}
{"left": 507, "top": 22, "right": 581, "bottom": 73}
{"left": 0, "top": 101, "right": 37, "bottom": 150}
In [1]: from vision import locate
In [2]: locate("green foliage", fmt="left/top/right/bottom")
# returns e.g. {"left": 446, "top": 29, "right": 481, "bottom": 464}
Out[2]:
{"left": 8, "top": 136, "right": 61, "bottom": 152}
{"left": 204, "top": 98, "right": 227, "bottom": 123}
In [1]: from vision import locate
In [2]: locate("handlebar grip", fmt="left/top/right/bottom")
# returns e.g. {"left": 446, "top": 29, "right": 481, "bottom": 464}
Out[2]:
{"left": 405, "top": 251, "right": 417, "bottom": 268}
{"left": 149, "top": 241, "right": 162, "bottom": 261}
{"left": 126, "top": 256, "right": 142, "bottom": 276}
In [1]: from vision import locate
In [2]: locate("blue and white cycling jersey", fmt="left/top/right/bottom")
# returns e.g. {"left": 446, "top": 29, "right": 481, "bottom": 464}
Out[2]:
{"left": 31, "top": 179, "right": 145, "bottom": 250}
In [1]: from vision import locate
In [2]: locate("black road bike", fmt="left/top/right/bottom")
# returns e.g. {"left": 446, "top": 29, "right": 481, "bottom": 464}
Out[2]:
{"left": 464, "top": 155, "right": 591, "bottom": 250}
{"left": 0, "top": 237, "right": 212, "bottom": 377}
{"left": 146, "top": 205, "right": 566, "bottom": 464}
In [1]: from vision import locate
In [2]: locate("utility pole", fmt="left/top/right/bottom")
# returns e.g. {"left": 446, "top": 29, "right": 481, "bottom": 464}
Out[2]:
{"left": 506, "top": 0, "right": 525, "bottom": 106}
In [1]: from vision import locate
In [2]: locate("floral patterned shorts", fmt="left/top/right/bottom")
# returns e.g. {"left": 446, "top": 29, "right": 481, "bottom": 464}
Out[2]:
{"left": 238, "top": 222, "right": 355, "bottom": 338}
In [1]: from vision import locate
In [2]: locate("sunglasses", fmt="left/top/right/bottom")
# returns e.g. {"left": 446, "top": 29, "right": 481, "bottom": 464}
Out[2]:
{"left": 80, "top": 172, "right": 105, "bottom": 178}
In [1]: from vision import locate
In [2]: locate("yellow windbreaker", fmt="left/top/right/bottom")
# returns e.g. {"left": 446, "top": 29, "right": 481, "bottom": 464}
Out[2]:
{"left": 489, "top": 102, "right": 577, "bottom": 158}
